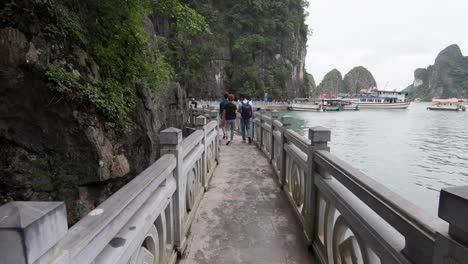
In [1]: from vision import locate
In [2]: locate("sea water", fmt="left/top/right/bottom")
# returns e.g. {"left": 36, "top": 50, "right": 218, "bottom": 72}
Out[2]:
{"left": 281, "top": 102, "right": 468, "bottom": 215}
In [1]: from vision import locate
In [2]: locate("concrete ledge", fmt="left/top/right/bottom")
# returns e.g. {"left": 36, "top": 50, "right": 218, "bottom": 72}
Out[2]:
{"left": 0, "top": 202, "right": 67, "bottom": 264}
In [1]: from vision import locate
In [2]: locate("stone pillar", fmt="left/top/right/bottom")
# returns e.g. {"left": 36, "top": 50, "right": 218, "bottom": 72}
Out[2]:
{"left": 160, "top": 128, "right": 186, "bottom": 253}
{"left": 305, "top": 126, "right": 331, "bottom": 240}
{"left": 0, "top": 202, "right": 68, "bottom": 264}
{"left": 433, "top": 186, "right": 468, "bottom": 263}
{"left": 270, "top": 111, "right": 279, "bottom": 163}
{"left": 195, "top": 116, "right": 209, "bottom": 191}
{"left": 280, "top": 116, "right": 292, "bottom": 187}
{"left": 259, "top": 110, "right": 266, "bottom": 148}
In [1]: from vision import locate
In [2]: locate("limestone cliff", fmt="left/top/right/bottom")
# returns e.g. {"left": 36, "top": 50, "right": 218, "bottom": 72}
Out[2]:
{"left": 404, "top": 44, "right": 468, "bottom": 101}
{"left": 316, "top": 69, "right": 344, "bottom": 96}
{"left": 0, "top": 1, "right": 190, "bottom": 223}
{"left": 177, "top": 0, "right": 312, "bottom": 99}
{"left": 343, "top": 66, "right": 377, "bottom": 94}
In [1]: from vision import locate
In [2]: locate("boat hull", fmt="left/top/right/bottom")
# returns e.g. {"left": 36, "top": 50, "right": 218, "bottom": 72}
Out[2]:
{"left": 288, "top": 105, "right": 322, "bottom": 112}
{"left": 427, "top": 107, "right": 466, "bottom": 111}
{"left": 359, "top": 102, "right": 410, "bottom": 109}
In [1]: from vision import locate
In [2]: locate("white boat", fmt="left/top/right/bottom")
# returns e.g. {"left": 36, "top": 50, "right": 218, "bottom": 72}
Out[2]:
{"left": 288, "top": 99, "right": 360, "bottom": 112}
{"left": 427, "top": 99, "right": 466, "bottom": 111}
{"left": 288, "top": 103, "right": 323, "bottom": 112}
{"left": 342, "top": 89, "right": 411, "bottom": 109}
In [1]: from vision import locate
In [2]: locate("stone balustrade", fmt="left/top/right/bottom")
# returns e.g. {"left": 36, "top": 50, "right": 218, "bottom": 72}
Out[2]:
{"left": 251, "top": 112, "right": 468, "bottom": 264}
{"left": 0, "top": 116, "right": 219, "bottom": 264}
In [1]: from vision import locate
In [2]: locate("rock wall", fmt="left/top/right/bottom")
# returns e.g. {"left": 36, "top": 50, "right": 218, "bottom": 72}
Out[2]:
{"left": 0, "top": 20, "right": 188, "bottom": 223}
{"left": 404, "top": 44, "right": 468, "bottom": 101}
{"left": 177, "top": 0, "right": 313, "bottom": 100}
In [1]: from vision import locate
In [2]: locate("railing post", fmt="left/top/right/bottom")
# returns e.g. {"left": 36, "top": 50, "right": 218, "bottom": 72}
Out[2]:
{"left": 259, "top": 110, "right": 266, "bottom": 148}
{"left": 195, "top": 116, "right": 209, "bottom": 191}
{"left": 160, "top": 127, "right": 186, "bottom": 253}
{"left": 306, "top": 126, "right": 331, "bottom": 241}
{"left": 280, "top": 116, "right": 292, "bottom": 187}
{"left": 195, "top": 116, "right": 208, "bottom": 188}
{"left": 433, "top": 186, "right": 468, "bottom": 263}
{"left": 270, "top": 111, "right": 279, "bottom": 163}
{"left": 0, "top": 202, "right": 68, "bottom": 264}
{"left": 209, "top": 110, "right": 220, "bottom": 162}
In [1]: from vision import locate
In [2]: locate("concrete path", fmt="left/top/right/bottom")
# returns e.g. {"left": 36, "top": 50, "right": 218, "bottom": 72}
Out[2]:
{"left": 180, "top": 134, "right": 315, "bottom": 264}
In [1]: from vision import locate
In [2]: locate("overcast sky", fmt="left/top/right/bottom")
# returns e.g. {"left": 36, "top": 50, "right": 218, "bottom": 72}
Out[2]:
{"left": 305, "top": 0, "right": 468, "bottom": 91}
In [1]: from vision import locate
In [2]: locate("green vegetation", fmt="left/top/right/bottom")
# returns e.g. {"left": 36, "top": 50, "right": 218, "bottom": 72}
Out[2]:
{"left": 170, "top": 0, "right": 310, "bottom": 99}
{"left": 0, "top": 0, "right": 207, "bottom": 131}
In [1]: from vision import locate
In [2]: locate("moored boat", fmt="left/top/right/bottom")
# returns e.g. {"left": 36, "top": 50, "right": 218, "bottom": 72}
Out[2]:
{"left": 427, "top": 99, "right": 466, "bottom": 111}
{"left": 341, "top": 88, "right": 410, "bottom": 109}
{"left": 288, "top": 103, "right": 323, "bottom": 111}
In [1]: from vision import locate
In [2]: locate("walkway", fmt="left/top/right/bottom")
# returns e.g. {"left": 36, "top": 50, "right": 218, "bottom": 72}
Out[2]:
{"left": 181, "top": 133, "right": 314, "bottom": 264}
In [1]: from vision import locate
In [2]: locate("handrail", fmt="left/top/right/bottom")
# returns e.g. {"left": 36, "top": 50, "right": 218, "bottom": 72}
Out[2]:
{"left": 1, "top": 117, "right": 220, "bottom": 264}
{"left": 250, "top": 112, "right": 468, "bottom": 264}
{"left": 314, "top": 150, "right": 447, "bottom": 237}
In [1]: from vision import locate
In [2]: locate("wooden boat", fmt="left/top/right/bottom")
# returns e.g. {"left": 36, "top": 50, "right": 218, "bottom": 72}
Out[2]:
{"left": 427, "top": 99, "right": 466, "bottom": 111}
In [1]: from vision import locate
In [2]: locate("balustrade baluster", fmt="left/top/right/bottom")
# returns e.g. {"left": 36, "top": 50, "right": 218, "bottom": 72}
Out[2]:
{"left": 195, "top": 116, "right": 208, "bottom": 191}
{"left": 160, "top": 128, "right": 185, "bottom": 253}
{"left": 432, "top": 186, "right": 468, "bottom": 264}
{"left": 270, "top": 111, "right": 279, "bottom": 164}
{"left": 307, "top": 126, "right": 331, "bottom": 242}
{"left": 280, "top": 116, "right": 292, "bottom": 187}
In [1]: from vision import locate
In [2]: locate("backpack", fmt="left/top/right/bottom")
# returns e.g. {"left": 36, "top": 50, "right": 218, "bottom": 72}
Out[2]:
{"left": 240, "top": 101, "right": 252, "bottom": 119}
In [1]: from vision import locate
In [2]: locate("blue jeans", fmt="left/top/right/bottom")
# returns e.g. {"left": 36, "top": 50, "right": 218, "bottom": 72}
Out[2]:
{"left": 226, "top": 119, "right": 236, "bottom": 141}
{"left": 240, "top": 118, "right": 251, "bottom": 140}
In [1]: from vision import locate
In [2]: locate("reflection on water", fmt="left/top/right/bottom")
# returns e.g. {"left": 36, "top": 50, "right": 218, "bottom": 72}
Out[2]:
{"left": 280, "top": 103, "right": 468, "bottom": 215}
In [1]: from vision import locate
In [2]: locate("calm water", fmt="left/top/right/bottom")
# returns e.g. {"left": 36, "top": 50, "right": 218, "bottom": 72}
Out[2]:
{"left": 282, "top": 103, "right": 468, "bottom": 215}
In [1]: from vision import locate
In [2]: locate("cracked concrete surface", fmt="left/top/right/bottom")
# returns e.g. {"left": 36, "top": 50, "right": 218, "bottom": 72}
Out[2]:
{"left": 180, "top": 134, "right": 315, "bottom": 264}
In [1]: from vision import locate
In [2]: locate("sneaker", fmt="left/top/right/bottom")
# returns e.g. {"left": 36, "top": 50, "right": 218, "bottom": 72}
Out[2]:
{"left": 248, "top": 137, "right": 252, "bottom": 144}
{"left": 226, "top": 141, "right": 231, "bottom": 146}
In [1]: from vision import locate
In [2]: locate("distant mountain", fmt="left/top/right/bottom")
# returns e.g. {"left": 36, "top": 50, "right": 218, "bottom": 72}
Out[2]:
{"left": 343, "top": 66, "right": 377, "bottom": 94}
{"left": 403, "top": 44, "right": 468, "bottom": 101}
{"left": 315, "top": 66, "right": 377, "bottom": 96}
{"left": 316, "top": 69, "right": 344, "bottom": 96}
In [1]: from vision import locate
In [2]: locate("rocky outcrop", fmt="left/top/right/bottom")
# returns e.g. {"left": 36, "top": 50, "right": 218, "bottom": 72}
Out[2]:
{"left": 316, "top": 69, "right": 344, "bottom": 96}
{"left": 343, "top": 66, "right": 377, "bottom": 94}
{"left": 0, "top": 24, "right": 188, "bottom": 223}
{"left": 179, "top": 0, "right": 312, "bottom": 99}
{"left": 404, "top": 44, "right": 468, "bottom": 101}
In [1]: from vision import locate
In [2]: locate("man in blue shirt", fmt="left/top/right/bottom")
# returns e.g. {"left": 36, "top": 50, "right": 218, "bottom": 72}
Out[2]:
{"left": 219, "top": 93, "right": 229, "bottom": 139}
{"left": 238, "top": 95, "right": 253, "bottom": 144}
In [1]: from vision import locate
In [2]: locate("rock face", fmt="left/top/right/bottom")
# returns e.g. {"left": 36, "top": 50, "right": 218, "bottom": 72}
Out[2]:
{"left": 404, "top": 44, "right": 468, "bottom": 101}
{"left": 178, "top": 0, "right": 312, "bottom": 99}
{"left": 0, "top": 24, "right": 188, "bottom": 222}
{"left": 316, "top": 69, "right": 344, "bottom": 96}
{"left": 343, "top": 66, "right": 377, "bottom": 94}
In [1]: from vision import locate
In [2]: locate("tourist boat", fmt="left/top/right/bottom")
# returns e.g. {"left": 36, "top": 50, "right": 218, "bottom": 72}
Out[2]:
{"left": 427, "top": 99, "right": 466, "bottom": 111}
{"left": 340, "top": 88, "right": 410, "bottom": 109}
{"left": 288, "top": 99, "right": 359, "bottom": 112}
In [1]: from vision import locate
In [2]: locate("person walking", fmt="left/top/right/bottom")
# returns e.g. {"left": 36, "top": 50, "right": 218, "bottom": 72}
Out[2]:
{"left": 238, "top": 95, "right": 253, "bottom": 144}
{"left": 223, "top": 94, "right": 237, "bottom": 145}
{"left": 219, "top": 92, "right": 229, "bottom": 139}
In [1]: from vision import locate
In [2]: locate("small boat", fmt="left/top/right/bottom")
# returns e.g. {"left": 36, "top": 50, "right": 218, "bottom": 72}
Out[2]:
{"left": 288, "top": 103, "right": 323, "bottom": 111}
{"left": 340, "top": 99, "right": 360, "bottom": 111}
{"left": 427, "top": 99, "right": 466, "bottom": 111}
